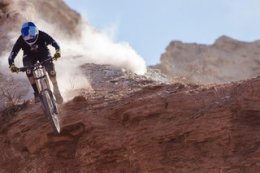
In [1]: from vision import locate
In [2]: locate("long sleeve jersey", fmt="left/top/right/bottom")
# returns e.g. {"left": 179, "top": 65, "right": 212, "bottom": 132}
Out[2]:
{"left": 8, "top": 30, "right": 60, "bottom": 65}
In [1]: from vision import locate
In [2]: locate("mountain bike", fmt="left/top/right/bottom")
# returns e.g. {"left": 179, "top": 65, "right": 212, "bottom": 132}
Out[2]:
{"left": 19, "top": 58, "right": 60, "bottom": 134}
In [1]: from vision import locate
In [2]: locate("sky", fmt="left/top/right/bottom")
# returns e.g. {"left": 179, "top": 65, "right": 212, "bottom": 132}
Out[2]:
{"left": 64, "top": 0, "right": 260, "bottom": 65}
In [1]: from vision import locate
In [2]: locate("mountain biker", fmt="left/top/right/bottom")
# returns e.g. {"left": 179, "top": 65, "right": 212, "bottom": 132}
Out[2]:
{"left": 8, "top": 22, "right": 63, "bottom": 104}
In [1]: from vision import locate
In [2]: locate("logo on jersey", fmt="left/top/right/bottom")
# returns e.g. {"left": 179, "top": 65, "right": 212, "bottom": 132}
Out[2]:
{"left": 30, "top": 44, "right": 39, "bottom": 51}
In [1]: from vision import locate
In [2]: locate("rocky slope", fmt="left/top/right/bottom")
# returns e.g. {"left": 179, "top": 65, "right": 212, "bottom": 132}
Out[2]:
{"left": 0, "top": 70, "right": 259, "bottom": 172}
{"left": 156, "top": 36, "right": 260, "bottom": 84}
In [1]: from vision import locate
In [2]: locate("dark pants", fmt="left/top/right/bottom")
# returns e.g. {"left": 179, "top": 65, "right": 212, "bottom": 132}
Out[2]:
{"left": 23, "top": 55, "right": 56, "bottom": 77}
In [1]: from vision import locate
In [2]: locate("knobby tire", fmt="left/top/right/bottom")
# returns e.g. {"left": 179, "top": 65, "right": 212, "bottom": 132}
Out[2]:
{"left": 41, "top": 90, "right": 60, "bottom": 134}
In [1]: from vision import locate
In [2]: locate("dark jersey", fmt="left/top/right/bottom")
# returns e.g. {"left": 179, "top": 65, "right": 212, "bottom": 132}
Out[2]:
{"left": 8, "top": 30, "right": 60, "bottom": 65}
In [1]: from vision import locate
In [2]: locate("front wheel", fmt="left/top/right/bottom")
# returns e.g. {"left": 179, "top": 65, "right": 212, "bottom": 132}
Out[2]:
{"left": 40, "top": 90, "right": 60, "bottom": 134}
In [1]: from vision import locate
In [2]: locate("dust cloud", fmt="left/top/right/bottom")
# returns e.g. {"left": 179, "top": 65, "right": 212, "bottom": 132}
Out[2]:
{"left": 0, "top": 2, "right": 147, "bottom": 101}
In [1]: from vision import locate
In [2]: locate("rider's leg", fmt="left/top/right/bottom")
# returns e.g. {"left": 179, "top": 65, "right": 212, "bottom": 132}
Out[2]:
{"left": 49, "top": 71, "right": 63, "bottom": 104}
{"left": 43, "top": 60, "right": 63, "bottom": 104}
{"left": 23, "top": 55, "right": 40, "bottom": 103}
{"left": 28, "top": 76, "right": 38, "bottom": 94}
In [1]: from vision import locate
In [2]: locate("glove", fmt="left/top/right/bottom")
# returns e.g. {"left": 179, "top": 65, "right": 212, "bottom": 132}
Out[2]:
{"left": 53, "top": 50, "right": 61, "bottom": 61}
{"left": 9, "top": 64, "right": 19, "bottom": 73}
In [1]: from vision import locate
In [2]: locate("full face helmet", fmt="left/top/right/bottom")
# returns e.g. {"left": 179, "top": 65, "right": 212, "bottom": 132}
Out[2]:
{"left": 21, "top": 22, "right": 39, "bottom": 45}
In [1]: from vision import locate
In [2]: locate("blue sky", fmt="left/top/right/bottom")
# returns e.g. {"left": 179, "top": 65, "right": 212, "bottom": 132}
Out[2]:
{"left": 64, "top": 0, "right": 260, "bottom": 65}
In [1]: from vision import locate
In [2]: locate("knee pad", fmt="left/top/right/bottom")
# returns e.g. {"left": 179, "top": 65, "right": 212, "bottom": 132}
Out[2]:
{"left": 26, "top": 69, "right": 33, "bottom": 77}
{"left": 48, "top": 70, "right": 56, "bottom": 77}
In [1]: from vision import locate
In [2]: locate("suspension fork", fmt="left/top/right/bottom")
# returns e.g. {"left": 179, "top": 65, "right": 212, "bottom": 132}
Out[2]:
{"left": 33, "top": 66, "right": 52, "bottom": 94}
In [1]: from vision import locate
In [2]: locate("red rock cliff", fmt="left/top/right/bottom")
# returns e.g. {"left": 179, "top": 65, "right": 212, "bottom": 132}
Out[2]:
{"left": 156, "top": 36, "right": 260, "bottom": 84}
{"left": 0, "top": 74, "right": 259, "bottom": 173}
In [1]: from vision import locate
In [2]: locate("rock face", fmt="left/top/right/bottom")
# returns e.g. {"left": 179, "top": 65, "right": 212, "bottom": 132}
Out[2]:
{"left": 156, "top": 36, "right": 260, "bottom": 84}
{"left": 82, "top": 63, "right": 170, "bottom": 93}
{"left": 0, "top": 73, "right": 259, "bottom": 172}
{"left": 0, "top": 0, "right": 17, "bottom": 53}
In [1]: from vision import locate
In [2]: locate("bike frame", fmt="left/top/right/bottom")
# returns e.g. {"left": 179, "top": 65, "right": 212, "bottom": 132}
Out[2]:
{"left": 19, "top": 58, "right": 60, "bottom": 133}
{"left": 19, "top": 58, "right": 53, "bottom": 95}
{"left": 33, "top": 64, "right": 51, "bottom": 96}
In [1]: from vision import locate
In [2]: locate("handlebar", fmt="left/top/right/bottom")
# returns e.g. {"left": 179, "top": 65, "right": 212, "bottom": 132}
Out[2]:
{"left": 18, "top": 57, "right": 53, "bottom": 72}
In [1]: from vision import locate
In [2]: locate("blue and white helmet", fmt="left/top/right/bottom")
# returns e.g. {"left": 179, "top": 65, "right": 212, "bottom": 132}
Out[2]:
{"left": 21, "top": 22, "right": 39, "bottom": 45}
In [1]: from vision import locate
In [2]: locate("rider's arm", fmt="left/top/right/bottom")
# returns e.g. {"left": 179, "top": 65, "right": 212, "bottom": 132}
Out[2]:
{"left": 41, "top": 31, "right": 60, "bottom": 51}
{"left": 8, "top": 36, "right": 22, "bottom": 65}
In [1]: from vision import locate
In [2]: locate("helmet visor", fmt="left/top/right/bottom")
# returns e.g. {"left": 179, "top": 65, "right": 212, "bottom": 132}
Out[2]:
{"left": 21, "top": 26, "right": 38, "bottom": 43}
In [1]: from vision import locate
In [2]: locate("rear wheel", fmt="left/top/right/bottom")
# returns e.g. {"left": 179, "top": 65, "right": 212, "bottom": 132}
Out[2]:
{"left": 40, "top": 90, "right": 60, "bottom": 134}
